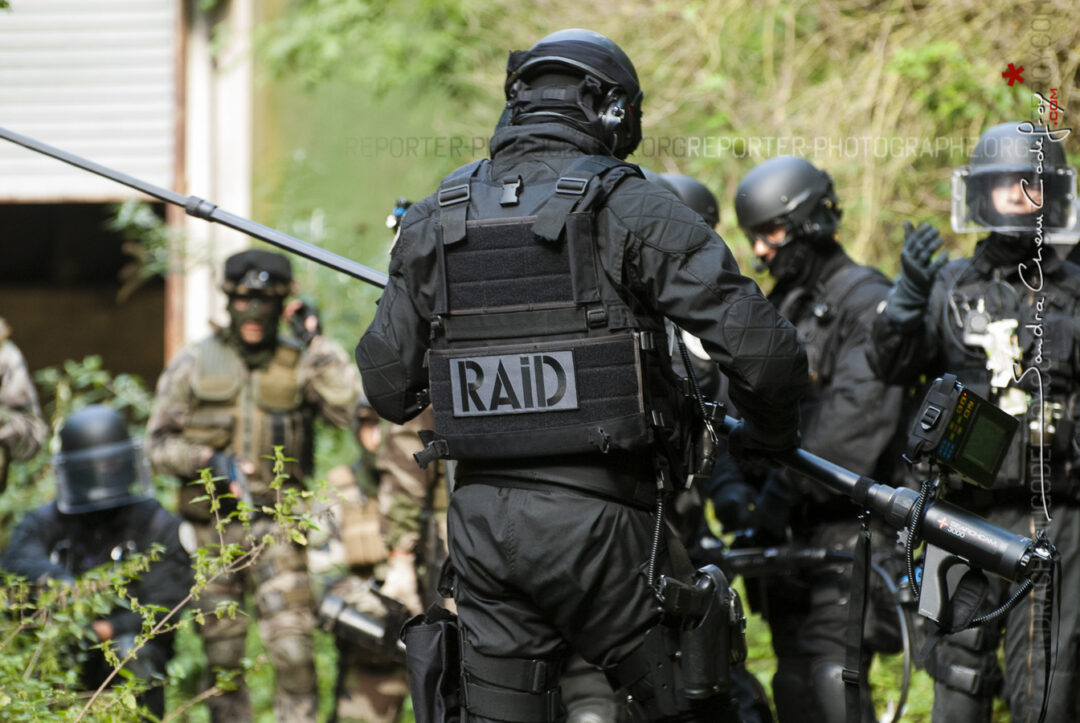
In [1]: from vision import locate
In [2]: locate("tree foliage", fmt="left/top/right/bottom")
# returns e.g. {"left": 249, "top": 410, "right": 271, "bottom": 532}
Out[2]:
{"left": 256, "top": 0, "right": 1079, "bottom": 282}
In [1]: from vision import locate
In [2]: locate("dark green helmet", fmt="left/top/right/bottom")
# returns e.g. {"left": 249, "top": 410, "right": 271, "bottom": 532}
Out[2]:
{"left": 222, "top": 249, "right": 293, "bottom": 297}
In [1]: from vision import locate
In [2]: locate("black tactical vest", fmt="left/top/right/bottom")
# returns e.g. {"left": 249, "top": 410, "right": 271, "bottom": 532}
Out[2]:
{"left": 931, "top": 257, "right": 1080, "bottom": 489}
{"left": 422, "top": 156, "right": 687, "bottom": 475}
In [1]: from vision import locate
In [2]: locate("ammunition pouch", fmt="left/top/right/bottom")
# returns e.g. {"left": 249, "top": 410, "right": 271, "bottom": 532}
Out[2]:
{"left": 401, "top": 604, "right": 462, "bottom": 723}
{"left": 615, "top": 565, "right": 746, "bottom": 720}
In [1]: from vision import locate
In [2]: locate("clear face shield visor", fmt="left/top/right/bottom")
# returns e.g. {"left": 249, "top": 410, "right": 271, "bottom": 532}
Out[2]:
{"left": 53, "top": 438, "right": 153, "bottom": 514}
{"left": 951, "top": 166, "right": 1077, "bottom": 234}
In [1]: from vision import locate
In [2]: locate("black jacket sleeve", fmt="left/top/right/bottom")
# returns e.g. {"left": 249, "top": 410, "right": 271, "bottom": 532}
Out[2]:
{"left": 356, "top": 200, "right": 437, "bottom": 424}
{"left": 867, "top": 270, "right": 950, "bottom": 385}
{"left": 111, "top": 505, "right": 193, "bottom": 637}
{"left": 0, "top": 505, "right": 71, "bottom": 584}
{"left": 602, "top": 178, "right": 808, "bottom": 446}
{"left": 803, "top": 278, "right": 905, "bottom": 477}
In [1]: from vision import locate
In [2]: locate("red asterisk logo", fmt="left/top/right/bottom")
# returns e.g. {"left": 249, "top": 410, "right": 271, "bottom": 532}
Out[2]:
{"left": 1002, "top": 63, "right": 1025, "bottom": 86}
{"left": 939, "top": 517, "right": 948, "bottom": 529}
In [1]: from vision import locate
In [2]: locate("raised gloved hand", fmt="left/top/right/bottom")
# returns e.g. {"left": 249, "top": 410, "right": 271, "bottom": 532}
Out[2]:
{"left": 380, "top": 550, "right": 423, "bottom": 615}
{"left": 884, "top": 221, "right": 948, "bottom": 327}
{"left": 284, "top": 298, "right": 322, "bottom": 347}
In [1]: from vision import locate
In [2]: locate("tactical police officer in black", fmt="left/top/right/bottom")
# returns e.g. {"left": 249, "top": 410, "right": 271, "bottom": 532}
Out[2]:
{"left": 1, "top": 405, "right": 194, "bottom": 719}
{"left": 356, "top": 29, "right": 808, "bottom": 722}
{"left": 868, "top": 122, "right": 1080, "bottom": 722}
{"left": 709, "top": 157, "right": 904, "bottom": 723}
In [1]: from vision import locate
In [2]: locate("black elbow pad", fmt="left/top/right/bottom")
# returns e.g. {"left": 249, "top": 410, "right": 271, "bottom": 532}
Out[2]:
{"left": 355, "top": 332, "right": 425, "bottom": 424}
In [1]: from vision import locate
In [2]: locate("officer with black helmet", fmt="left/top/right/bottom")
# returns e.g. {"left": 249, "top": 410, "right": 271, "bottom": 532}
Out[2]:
{"left": 1, "top": 405, "right": 194, "bottom": 719}
{"left": 868, "top": 122, "right": 1080, "bottom": 722}
{"left": 706, "top": 156, "right": 903, "bottom": 723}
{"left": 356, "top": 29, "right": 808, "bottom": 722}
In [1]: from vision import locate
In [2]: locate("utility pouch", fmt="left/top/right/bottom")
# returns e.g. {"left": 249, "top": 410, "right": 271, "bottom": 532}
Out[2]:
{"left": 401, "top": 604, "right": 461, "bottom": 723}
{"left": 341, "top": 495, "right": 388, "bottom": 568}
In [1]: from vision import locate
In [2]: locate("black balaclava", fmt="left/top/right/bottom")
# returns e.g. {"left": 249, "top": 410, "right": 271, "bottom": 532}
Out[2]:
{"left": 768, "top": 235, "right": 843, "bottom": 293}
{"left": 226, "top": 294, "right": 283, "bottom": 368}
{"left": 978, "top": 232, "right": 1039, "bottom": 269}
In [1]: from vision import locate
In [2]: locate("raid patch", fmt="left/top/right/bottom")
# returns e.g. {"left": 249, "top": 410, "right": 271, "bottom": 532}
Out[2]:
{"left": 450, "top": 351, "right": 578, "bottom": 416}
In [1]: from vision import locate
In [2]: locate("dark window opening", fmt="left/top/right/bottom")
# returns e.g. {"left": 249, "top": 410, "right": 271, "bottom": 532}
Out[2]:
{"left": 0, "top": 202, "right": 166, "bottom": 387}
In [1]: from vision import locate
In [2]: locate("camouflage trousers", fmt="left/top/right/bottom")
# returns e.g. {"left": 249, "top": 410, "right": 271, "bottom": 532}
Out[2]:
{"left": 193, "top": 517, "right": 318, "bottom": 723}
{"left": 327, "top": 576, "right": 410, "bottom": 723}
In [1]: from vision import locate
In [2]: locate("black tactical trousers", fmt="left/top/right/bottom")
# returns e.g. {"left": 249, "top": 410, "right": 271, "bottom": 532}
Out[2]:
{"left": 757, "top": 519, "right": 878, "bottom": 723}
{"left": 448, "top": 481, "right": 741, "bottom": 722}
{"left": 928, "top": 503, "right": 1080, "bottom": 723}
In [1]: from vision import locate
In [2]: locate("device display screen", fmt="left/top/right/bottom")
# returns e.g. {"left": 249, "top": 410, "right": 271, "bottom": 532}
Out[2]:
{"left": 956, "top": 409, "right": 1012, "bottom": 474}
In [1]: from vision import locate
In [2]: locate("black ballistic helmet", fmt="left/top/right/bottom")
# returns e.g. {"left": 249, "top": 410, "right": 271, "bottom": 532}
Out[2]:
{"left": 54, "top": 405, "right": 152, "bottom": 514}
{"left": 734, "top": 156, "right": 841, "bottom": 246}
{"left": 222, "top": 249, "right": 294, "bottom": 297}
{"left": 658, "top": 173, "right": 720, "bottom": 228}
{"left": 505, "top": 29, "right": 643, "bottom": 158}
{"left": 952, "top": 122, "right": 1077, "bottom": 234}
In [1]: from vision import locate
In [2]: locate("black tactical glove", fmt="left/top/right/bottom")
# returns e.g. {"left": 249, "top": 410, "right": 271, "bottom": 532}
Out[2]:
{"left": 208, "top": 451, "right": 240, "bottom": 483}
{"left": 728, "top": 470, "right": 797, "bottom": 548}
{"left": 288, "top": 299, "right": 322, "bottom": 347}
{"left": 727, "top": 419, "right": 800, "bottom": 461}
{"left": 207, "top": 451, "right": 251, "bottom": 509}
{"left": 883, "top": 221, "right": 948, "bottom": 328}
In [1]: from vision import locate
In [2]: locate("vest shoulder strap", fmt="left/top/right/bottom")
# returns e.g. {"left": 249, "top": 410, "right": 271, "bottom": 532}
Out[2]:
{"left": 437, "top": 159, "right": 488, "bottom": 245}
{"left": 533, "top": 155, "right": 643, "bottom": 242}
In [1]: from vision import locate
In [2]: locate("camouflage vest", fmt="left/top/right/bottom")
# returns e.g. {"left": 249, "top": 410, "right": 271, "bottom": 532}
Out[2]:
{"left": 181, "top": 335, "right": 312, "bottom": 504}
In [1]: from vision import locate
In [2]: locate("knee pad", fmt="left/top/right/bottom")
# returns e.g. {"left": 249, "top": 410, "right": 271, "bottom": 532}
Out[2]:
{"left": 808, "top": 661, "right": 853, "bottom": 723}
{"left": 203, "top": 634, "right": 247, "bottom": 670}
{"left": 112, "top": 634, "right": 168, "bottom": 682}
{"left": 267, "top": 633, "right": 317, "bottom": 695}
{"left": 925, "top": 628, "right": 1002, "bottom": 697}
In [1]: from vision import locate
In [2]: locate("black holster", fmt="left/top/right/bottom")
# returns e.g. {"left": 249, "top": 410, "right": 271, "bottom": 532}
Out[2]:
{"left": 401, "top": 604, "right": 462, "bottom": 723}
{"left": 617, "top": 565, "right": 747, "bottom": 720}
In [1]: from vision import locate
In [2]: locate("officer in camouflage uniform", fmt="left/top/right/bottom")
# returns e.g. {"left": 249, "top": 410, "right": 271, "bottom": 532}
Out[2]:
{"left": 146, "top": 249, "right": 359, "bottom": 722}
{"left": 309, "top": 396, "right": 415, "bottom": 723}
{"left": 0, "top": 317, "right": 47, "bottom": 494}
{"left": 1, "top": 405, "right": 194, "bottom": 719}
{"left": 376, "top": 406, "right": 443, "bottom": 613}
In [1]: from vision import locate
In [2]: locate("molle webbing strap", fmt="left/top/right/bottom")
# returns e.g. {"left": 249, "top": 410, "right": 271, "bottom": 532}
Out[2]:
{"left": 441, "top": 306, "right": 609, "bottom": 343}
{"left": 444, "top": 217, "right": 574, "bottom": 313}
